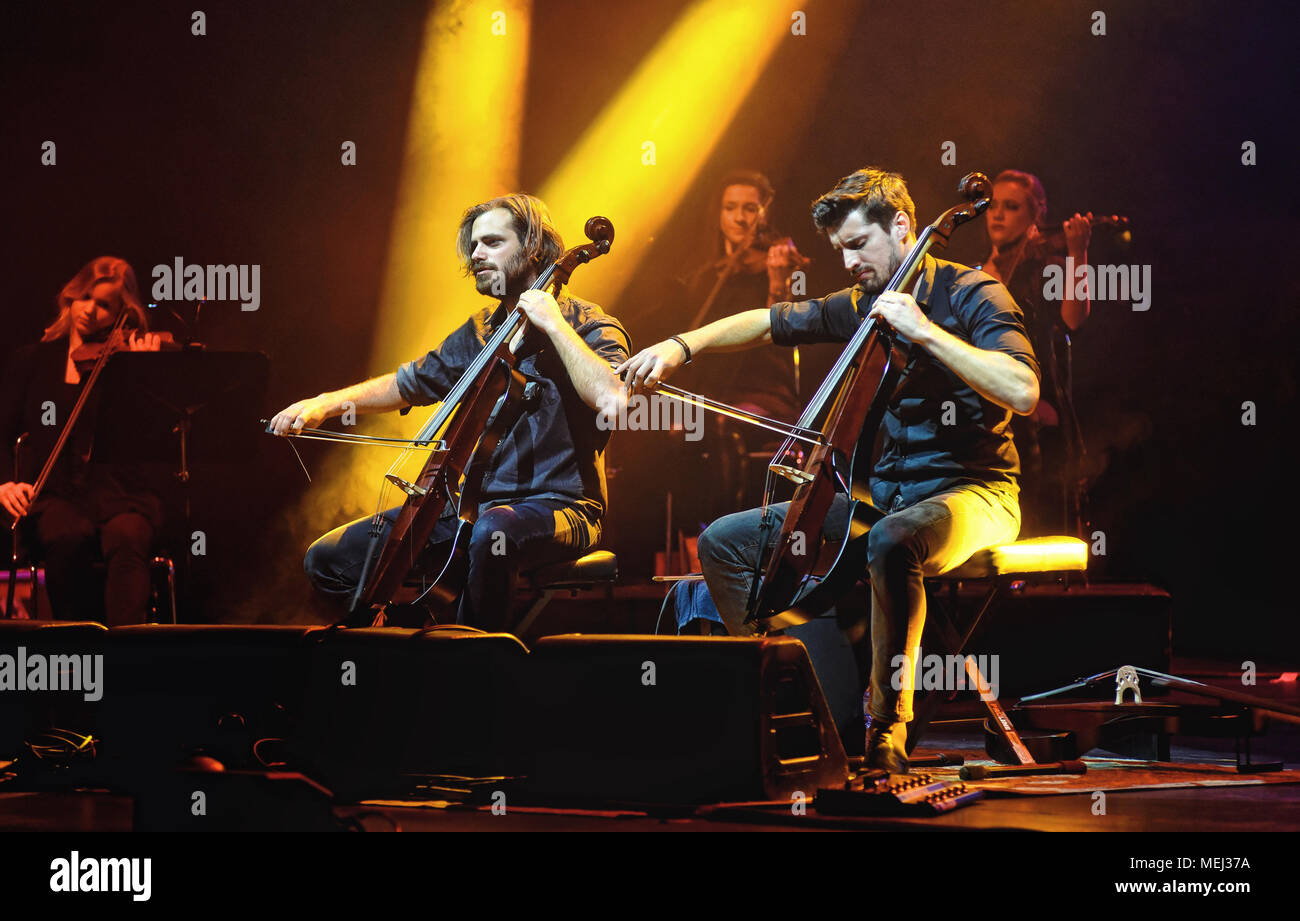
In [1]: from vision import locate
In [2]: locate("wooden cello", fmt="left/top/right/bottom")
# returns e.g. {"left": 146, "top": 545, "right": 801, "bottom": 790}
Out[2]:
{"left": 347, "top": 216, "right": 616, "bottom": 620}
{"left": 746, "top": 173, "right": 992, "bottom": 629}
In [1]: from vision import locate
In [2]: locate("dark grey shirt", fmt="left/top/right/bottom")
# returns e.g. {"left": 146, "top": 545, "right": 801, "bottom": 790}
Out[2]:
{"left": 769, "top": 255, "right": 1039, "bottom": 510}
{"left": 394, "top": 293, "right": 630, "bottom": 518}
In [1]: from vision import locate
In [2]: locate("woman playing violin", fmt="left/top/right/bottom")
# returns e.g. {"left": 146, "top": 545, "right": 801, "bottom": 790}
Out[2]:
{"left": 672, "top": 171, "right": 809, "bottom": 518}
{"left": 678, "top": 170, "right": 807, "bottom": 424}
{"left": 1, "top": 256, "right": 164, "bottom": 624}
{"left": 981, "top": 170, "right": 1091, "bottom": 535}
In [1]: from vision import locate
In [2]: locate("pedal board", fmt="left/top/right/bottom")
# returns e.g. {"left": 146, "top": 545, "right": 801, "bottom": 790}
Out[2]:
{"left": 816, "top": 771, "right": 983, "bottom": 816}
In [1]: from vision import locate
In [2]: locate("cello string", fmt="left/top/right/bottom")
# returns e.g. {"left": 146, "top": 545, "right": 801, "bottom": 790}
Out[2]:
{"left": 798, "top": 222, "right": 935, "bottom": 427}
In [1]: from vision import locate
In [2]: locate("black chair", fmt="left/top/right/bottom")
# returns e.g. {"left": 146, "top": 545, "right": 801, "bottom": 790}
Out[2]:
{"left": 395, "top": 549, "right": 619, "bottom": 637}
{"left": 514, "top": 550, "right": 619, "bottom": 636}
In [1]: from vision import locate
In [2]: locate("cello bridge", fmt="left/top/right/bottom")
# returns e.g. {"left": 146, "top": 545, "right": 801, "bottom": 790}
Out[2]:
{"left": 770, "top": 463, "right": 813, "bottom": 485}
{"left": 385, "top": 474, "right": 428, "bottom": 497}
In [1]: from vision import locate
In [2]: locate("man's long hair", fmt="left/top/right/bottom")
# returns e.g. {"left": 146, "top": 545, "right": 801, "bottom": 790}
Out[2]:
{"left": 42, "top": 256, "right": 147, "bottom": 342}
{"left": 811, "top": 167, "right": 916, "bottom": 237}
{"left": 456, "top": 193, "right": 565, "bottom": 277}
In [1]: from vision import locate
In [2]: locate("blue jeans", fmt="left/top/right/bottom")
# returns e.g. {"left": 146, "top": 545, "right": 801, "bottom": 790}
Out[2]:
{"left": 697, "top": 482, "right": 1020, "bottom": 723}
{"left": 303, "top": 498, "right": 600, "bottom": 631}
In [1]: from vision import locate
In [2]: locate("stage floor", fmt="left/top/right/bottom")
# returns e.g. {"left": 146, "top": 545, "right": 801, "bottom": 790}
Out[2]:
{"left": 3, "top": 724, "right": 1296, "bottom": 833}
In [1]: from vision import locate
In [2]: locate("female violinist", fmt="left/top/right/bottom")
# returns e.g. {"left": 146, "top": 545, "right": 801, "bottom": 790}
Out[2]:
{"left": 1, "top": 256, "right": 165, "bottom": 624}
{"left": 980, "top": 170, "right": 1091, "bottom": 535}
{"left": 672, "top": 171, "right": 809, "bottom": 518}
{"left": 677, "top": 170, "right": 807, "bottom": 423}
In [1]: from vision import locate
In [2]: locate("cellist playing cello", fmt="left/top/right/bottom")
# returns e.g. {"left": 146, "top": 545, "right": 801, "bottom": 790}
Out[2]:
{"left": 269, "top": 194, "right": 629, "bottom": 631}
{"left": 619, "top": 168, "right": 1039, "bottom": 773}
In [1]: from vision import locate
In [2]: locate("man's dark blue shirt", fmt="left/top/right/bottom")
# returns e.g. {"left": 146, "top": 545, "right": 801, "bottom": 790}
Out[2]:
{"left": 395, "top": 293, "right": 630, "bottom": 519}
{"left": 769, "top": 255, "right": 1039, "bottom": 510}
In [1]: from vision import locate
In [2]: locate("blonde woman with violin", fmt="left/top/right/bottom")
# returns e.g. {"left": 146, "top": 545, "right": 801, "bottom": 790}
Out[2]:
{"left": 1, "top": 256, "right": 164, "bottom": 624}
{"left": 980, "top": 171, "right": 1092, "bottom": 537}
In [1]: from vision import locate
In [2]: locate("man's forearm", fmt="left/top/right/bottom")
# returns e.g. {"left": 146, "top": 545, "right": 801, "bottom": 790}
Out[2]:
{"left": 915, "top": 324, "right": 1039, "bottom": 415}
{"left": 679, "top": 308, "right": 773, "bottom": 357}
{"left": 543, "top": 323, "right": 624, "bottom": 412}
{"left": 318, "top": 373, "right": 407, "bottom": 418}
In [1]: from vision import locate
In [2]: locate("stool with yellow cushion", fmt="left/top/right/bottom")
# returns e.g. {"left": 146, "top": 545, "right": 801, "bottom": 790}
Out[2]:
{"left": 906, "top": 536, "right": 1089, "bottom": 763}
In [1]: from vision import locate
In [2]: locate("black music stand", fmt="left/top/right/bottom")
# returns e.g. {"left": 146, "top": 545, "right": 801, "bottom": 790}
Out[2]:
{"left": 90, "top": 350, "right": 269, "bottom": 613}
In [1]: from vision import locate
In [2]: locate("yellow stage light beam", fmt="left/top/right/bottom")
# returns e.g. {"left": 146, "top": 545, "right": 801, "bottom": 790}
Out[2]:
{"left": 299, "top": 0, "right": 531, "bottom": 540}
{"left": 540, "top": 0, "right": 801, "bottom": 309}
{"left": 375, "top": 0, "right": 532, "bottom": 366}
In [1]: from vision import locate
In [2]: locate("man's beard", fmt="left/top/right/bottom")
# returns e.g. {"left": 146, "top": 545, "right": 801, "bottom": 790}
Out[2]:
{"left": 472, "top": 249, "right": 532, "bottom": 297}
{"left": 857, "top": 248, "right": 903, "bottom": 295}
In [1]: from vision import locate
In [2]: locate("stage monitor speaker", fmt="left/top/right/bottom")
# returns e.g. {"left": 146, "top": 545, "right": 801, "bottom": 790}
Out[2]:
{"left": 97, "top": 625, "right": 314, "bottom": 787}
{"left": 132, "top": 766, "right": 340, "bottom": 832}
{"left": 291, "top": 627, "right": 530, "bottom": 801}
{"left": 784, "top": 615, "right": 869, "bottom": 755}
{"left": 524, "top": 635, "right": 848, "bottom": 805}
{"left": 0, "top": 620, "right": 108, "bottom": 766}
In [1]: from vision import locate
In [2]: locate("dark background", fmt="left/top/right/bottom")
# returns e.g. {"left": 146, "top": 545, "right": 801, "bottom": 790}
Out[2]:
{"left": 2, "top": 0, "right": 1295, "bottom": 655}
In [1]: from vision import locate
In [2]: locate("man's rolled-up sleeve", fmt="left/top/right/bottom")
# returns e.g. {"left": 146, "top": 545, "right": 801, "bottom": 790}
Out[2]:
{"left": 962, "top": 279, "right": 1041, "bottom": 382}
{"left": 769, "top": 287, "right": 861, "bottom": 346}
{"left": 578, "top": 320, "right": 632, "bottom": 369}
{"left": 394, "top": 325, "right": 474, "bottom": 406}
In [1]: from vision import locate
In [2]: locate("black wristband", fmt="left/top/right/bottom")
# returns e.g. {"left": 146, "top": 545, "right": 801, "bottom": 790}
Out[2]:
{"left": 669, "top": 335, "right": 692, "bottom": 364}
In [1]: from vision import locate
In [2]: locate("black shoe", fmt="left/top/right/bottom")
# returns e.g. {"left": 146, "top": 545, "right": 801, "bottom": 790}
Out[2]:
{"left": 864, "top": 719, "right": 909, "bottom": 774}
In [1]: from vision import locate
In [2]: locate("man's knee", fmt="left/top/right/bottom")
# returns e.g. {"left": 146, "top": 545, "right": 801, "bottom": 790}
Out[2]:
{"left": 867, "top": 517, "right": 921, "bottom": 579}
{"left": 697, "top": 522, "right": 722, "bottom": 569}
{"left": 470, "top": 509, "right": 516, "bottom": 565}
{"left": 698, "top": 508, "right": 761, "bottom": 569}
{"left": 303, "top": 534, "right": 343, "bottom": 590}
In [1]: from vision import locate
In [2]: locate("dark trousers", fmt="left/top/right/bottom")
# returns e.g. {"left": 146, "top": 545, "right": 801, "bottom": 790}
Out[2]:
{"left": 697, "top": 482, "right": 1020, "bottom": 723}
{"left": 32, "top": 497, "right": 155, "bottom": 626}
{"left": 304, "top": 498, "right": 600, "bottom": 631}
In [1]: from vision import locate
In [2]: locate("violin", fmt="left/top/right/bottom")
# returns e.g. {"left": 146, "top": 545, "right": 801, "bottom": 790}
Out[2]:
{"left": 69, "top": 330, "right": 178, "bottom": 372}
{"left": 1025, "top": 213, "right": 1130, "bottom": 259}
{"left": 347, "top": 217, "right": 616, "bottom": 620}
{"left": 746, "top": 173, "right": 994, "bottom": 629}
{"left": 706, "top": 228, "right": 812, "bottom": 274}
{"left": 689, "top": 227, "right": 811, "bottom": 330}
